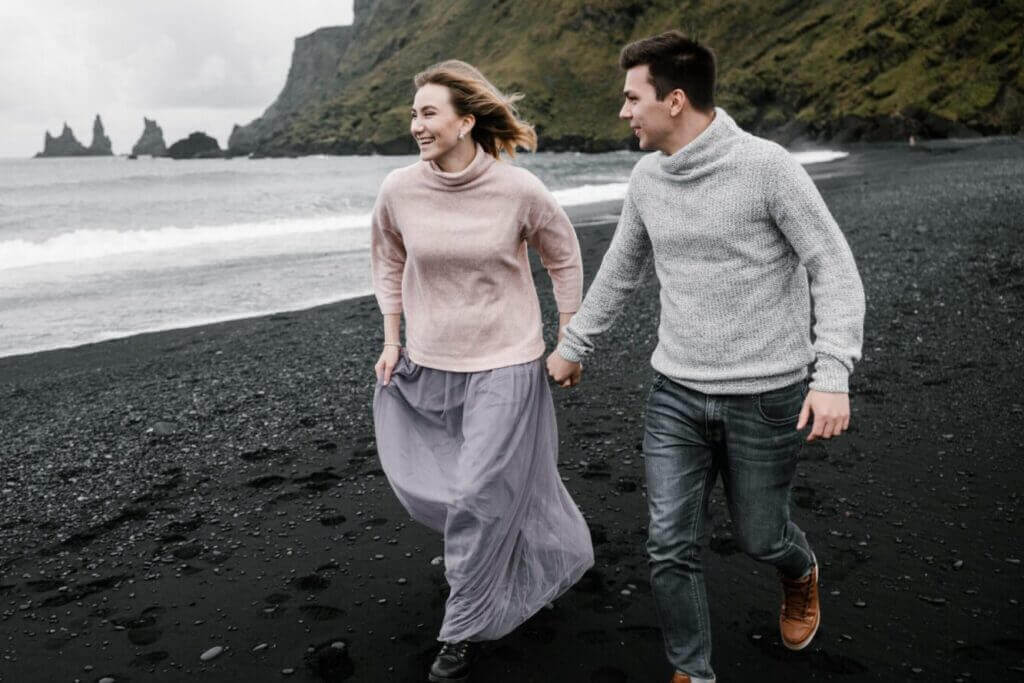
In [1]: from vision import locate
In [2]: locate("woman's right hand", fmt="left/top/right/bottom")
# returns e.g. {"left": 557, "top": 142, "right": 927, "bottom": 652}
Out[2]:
{"left": 375, "top": 345, "right": 401, "bottom": 385}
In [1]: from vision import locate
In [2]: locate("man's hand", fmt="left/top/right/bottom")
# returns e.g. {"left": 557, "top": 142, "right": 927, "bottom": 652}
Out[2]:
{"left": 797, "top": 390, "right": 850, "bottom": 442}
{"left": 546, "top": 351, "right": 582, "bottom": 388}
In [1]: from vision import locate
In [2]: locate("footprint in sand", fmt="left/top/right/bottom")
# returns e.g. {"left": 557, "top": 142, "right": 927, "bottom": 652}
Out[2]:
{"left": 26, "top": 579, "right": 63, "bottom": 592}
{"left": 131, "top": 650, "right": 169, "bottom": 668}
{"left": 296, "top": 469, "right": 343, "bottom": 491}
{"left": 128, "top": 627, "right": 163, "bottom": 646}
{"left": 259, "top": 592, "right": 292, "bottom": 619}
{"left": 245, "top": 474, "right": 287, "bottom": 489}
{"left": 303, "top": 639, "right": 355, "bottom": 680}
{"left": 615, "top": 477, "right": 638, "bottom": 493}
{"left": 172, "top": 545, "right": 202, "bottom": 560}
{"left": 124, "top": 606, "right": 167, "bottom": 646}
{"left": 291, "top": 574, "right": 331, "bottom": 591}
{"left": 298, "top": 604, "right": 347, "bottom": 621}
{"left": 319, "top": 513, "right": 347, "bottom": 526}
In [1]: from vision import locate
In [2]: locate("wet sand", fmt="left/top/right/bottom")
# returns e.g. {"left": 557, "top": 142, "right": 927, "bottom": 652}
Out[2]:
{"left": 1, "top": 140, "right": 1023, "bottom": 682}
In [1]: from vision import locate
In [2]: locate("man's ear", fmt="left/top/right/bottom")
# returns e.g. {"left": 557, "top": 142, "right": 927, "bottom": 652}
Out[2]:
{"left": 669, "top": 89, "right": 687, "bottom": 117}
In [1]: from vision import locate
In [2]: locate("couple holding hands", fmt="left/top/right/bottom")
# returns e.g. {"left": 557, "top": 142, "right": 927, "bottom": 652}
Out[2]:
{"left": 370, "top": 30, "right": 864, "bottom": 683}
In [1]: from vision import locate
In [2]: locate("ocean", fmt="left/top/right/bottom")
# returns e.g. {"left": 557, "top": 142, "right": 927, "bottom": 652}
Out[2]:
{"left": 0, "top": 149, "right": 848, "bottom": 358}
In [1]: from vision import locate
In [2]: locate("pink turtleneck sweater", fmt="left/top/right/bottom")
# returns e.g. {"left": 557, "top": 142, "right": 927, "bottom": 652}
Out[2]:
{"left": 370, "top": 146, "right": 583, "bottom": 372}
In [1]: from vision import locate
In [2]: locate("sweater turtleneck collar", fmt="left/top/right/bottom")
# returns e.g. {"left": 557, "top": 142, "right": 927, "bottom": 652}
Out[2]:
{"left": 658, "top": 107, "right": 741, "bottom": 176}
{"left": 424, "top": 143, "right": 495, "bottom": 187}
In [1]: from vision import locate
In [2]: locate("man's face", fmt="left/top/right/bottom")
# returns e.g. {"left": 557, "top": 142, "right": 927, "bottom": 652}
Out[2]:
{"left": 619, "top": 65, "right": 672, "bottom": 152}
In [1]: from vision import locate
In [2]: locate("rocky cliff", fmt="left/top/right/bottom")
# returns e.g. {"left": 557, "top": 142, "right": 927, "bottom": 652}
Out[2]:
{"left": 228, "top": 25, "right": 358, "bottom": 155}
{"left": 230, "top": 0, "right": 1024, "bottom": 156}
{"left": 131, "top": 118, "right": 167, "bottom": 156}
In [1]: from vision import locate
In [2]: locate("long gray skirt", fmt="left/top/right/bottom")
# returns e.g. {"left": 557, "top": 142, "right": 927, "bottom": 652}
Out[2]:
{"left": 372, "top": 352, "right": 594, "bottom": 642}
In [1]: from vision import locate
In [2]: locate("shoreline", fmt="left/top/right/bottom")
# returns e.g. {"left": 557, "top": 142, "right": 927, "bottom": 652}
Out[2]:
{"left": 0, "top": 199, "right": 624, "bottom": 363}
{"left": 9, "top": 133, "right": 1023, "bottom": 161}
{"left": 2, "top": 141, "right": 1023, "bottom": 681}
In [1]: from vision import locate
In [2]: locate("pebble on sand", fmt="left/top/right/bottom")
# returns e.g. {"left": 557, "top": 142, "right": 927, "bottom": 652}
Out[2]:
{"left": 200, "top": 645, "right": 225, "bottom": 661}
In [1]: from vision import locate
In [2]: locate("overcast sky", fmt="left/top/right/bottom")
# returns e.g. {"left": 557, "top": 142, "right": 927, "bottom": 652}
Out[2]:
{"left": 0, "top": 1, "right": 354, "bottom": 158}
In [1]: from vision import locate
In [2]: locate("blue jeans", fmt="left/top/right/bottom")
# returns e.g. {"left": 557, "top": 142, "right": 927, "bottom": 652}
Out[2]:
{"left": 643, "top": 374, "right": 815, "bottom": 682}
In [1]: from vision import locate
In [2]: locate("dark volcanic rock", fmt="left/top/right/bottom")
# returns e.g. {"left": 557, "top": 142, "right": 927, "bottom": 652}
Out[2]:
{"left": 131, "top": 117, "right": 168, "bottom": 157}
{"left": 35, "top": 123, "right": 88, "bottom": 157}
{"left": 87, "top": 114, "right": 113, "bottom": 155}
{"left": 167, "top": 132, "right": 223, "bottom": 159}
{"left": 36, "top": 115, "right": 114, "bottom": 157}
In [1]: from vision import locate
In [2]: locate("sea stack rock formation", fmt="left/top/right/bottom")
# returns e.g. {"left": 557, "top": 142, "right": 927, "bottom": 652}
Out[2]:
{"left": 131, "top": 118, "right": 168, "bottom": 156}
{"left": 87, "top": 115, "right": 113, "bottom": 155}
{"left": 167, "top": 132, "right": 224, "bottom": 159}
{"left": 35, "top": 123, "right": 89, "bottom": 157}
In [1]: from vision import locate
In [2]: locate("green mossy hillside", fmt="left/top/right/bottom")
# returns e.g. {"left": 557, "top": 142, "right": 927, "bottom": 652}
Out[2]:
{"left": 233, "top": 0, "right": 1024, "bottom": 155}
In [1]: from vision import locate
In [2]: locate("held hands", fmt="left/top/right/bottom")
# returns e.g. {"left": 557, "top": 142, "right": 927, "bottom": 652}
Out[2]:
{"left": 548, "top": 313, "right": 582, "bottom": 388}
{"left": 796, "top": 390, "right": 850, "bottom": 442}
{"left": 374, "top": 345, "right": 401, "bottom": 385}
{"left": 546, "top": 350, "right": 582, "bottom": 388}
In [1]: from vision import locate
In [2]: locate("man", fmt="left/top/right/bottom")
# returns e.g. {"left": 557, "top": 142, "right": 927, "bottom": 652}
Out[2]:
{"left": 547, "top": 31, "right": 864, "bottom": 683}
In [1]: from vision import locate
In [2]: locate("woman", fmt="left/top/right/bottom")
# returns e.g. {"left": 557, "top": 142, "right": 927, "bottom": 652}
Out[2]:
{"left": 370, "top": 60, "right": 594, "bottom": 682}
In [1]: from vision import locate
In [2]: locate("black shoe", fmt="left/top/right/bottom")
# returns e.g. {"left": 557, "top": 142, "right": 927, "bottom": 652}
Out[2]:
{"left": 427, "top": 641, "right": 474, "bottom": 683}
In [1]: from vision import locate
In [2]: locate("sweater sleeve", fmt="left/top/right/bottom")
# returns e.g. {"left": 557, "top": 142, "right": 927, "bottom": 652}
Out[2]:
{"left": 525, "top": 191, "right": 583, "bottom": 314}
{"left": 767, "top": 147, "right": 865, "bottom": 393}
{"left": 556, "top": 185, "right": 652, "bottom": 363}
{"left": 369, "top": 181, "right": 405, "bottom": 315}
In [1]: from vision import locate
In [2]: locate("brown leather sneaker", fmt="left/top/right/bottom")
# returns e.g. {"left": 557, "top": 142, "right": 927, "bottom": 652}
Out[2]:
{"left": 670, "top": 673, "right": 692, "bottom": 683}
{"left": 780, "top": 557, "right": 821, "bottom": 650}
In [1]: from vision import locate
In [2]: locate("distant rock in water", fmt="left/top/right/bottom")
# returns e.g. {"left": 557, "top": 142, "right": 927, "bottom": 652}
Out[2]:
{"left": 36, "top": 115, "right": 114, "bottom": 157}
{"left": 35, "top": 122, "right": 89, "bottom": 157}
{"left": 87, "top": 114, "right": 113, "bottom": 156}
{"left": 131, "top": 117, "right": 168, "bottom": 156}
{"left": 167, "top": 132, "right": 224, "bottom": 159}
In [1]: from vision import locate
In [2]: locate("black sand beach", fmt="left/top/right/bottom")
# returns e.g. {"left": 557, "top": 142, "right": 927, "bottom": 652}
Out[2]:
{"left": 2, "top": 140, "right": 1023, "bottom": 682}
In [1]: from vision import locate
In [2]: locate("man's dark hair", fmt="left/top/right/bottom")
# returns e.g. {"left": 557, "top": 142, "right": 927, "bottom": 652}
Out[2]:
{"left": 619, "top": 31, "right": 716, "bottom": 112}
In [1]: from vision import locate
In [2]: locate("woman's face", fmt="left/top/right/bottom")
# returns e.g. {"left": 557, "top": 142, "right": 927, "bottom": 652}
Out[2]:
{"left": 411, "top": 83, "right": 471, "bottom": 162}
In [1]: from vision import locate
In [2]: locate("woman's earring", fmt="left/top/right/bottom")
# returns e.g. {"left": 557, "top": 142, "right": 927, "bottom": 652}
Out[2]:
{"left": 458, "top": 132, "right": 464, "bottom": 140}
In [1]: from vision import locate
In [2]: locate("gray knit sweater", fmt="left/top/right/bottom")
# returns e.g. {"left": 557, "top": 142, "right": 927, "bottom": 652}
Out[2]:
{"left": 556, "top": 108, "right": 864, "bottom": 394}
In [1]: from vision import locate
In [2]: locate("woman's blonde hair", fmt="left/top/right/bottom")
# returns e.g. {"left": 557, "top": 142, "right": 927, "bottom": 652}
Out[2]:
{"left": 413, "top": 60, "right": 537, "bottom": 159}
